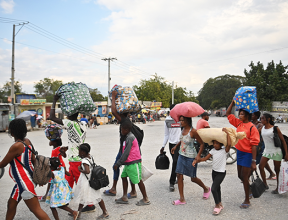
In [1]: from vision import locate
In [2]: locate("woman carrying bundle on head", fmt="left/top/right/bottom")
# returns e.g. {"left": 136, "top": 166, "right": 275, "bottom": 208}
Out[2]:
{"left": 226, "top": 99, "right": 260, "bottom": 209}
{"left": 171, "top": 116, "right": 210, "bottom": 205}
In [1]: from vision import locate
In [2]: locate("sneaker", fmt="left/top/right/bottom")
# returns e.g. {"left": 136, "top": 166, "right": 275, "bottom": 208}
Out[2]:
{"left": 81, "top": 205, "right": 96, "bottom": 213}
{"left": 169, "top": 184, "right": 175, "bottom": 192}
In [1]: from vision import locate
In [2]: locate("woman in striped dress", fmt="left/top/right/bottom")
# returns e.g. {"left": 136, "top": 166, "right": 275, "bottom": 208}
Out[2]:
{"left": 0, "top": 118, "right": 50, "bottom": 220}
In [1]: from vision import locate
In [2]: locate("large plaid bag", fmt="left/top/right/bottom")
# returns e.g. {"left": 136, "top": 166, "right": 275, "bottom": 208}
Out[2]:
{"left": 56, "top": 82, "right": 96, "bottom": 116}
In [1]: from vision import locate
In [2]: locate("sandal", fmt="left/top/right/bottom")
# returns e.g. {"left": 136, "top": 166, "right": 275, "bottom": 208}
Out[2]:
{"left": 203, "top": 187, "right": 211, "bottom": 200}
{"left": 172, "top": 199, "right": 186, "bottom": 205}
{"left": 136, "top": 199, "right": 151, "bottom": 206}
{"left": 103, "top": 190, "right": 116, "bottom": 196}
{"left": 96, "top": 214, "right": 109, "bottom": 219}
{"left": 213, "top": 207, "right": 222, "bottom": 215}
{"left": 271, "top": 190, "right": 279, "bottom": 194}
{"left": 127, "top": 193, "right": 137, "bottom": 199}
{"left": 115, "top": 198, "right": 129, "bottom": 204}
{"left": 240, "top": 203, "right": 251, "bottom": 209}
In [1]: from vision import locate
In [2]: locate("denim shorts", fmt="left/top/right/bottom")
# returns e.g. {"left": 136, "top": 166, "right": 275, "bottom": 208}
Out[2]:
{"left": 237, "top": 149, "right": 252, "bottom": 168}
{"left": 175, "top": 154, "right": 197, "bottom": 178}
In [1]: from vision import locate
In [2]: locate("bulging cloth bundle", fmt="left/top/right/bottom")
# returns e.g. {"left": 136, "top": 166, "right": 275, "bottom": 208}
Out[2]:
{"left": 234, "top": 86, "right": 259, "bottom": 113}
{"left": 56, "top": 82, "right": 96, "bottom": 116}
{"left": 197, "top": 128, "right": 246, "bottom": 147}
{"left": 109, "top": 84, "right": 141, "bottom": 113}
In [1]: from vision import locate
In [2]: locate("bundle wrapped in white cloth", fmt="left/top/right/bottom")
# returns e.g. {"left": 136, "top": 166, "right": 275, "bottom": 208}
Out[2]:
{"left": 197, "top": 128, "right": 246, "bottom": 147}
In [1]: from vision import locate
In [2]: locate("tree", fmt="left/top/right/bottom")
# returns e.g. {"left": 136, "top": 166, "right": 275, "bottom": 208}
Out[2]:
{"left": 133, "top": 73, "right": 198, "bottom": 108}
{"left": 34, "top": 78, "right": 63, "bottom": 102}
{"left": 244, "top": 60, "right": 288, "bottom": 110}
{"left": 89, "top": 88, "right": 106, "bottom": 101}
{"left": 197, "top": 74, "right": 246, "bottom": 109}
{"left": 0, "top": 81, "right": 23, "bottom": 103}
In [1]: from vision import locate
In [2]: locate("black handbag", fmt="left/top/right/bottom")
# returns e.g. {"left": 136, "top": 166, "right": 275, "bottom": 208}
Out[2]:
{"left": 250, "top": 171, "right": 266, "bottom": 198}
{"left": 273, "top": 126, "right": 282, "bottom": 148}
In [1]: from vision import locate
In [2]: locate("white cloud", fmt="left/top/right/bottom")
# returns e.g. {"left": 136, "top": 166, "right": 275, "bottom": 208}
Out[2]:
{"left": 0, "top": 0, "right": 15, "bottom": 14}
{"left": 93, "top": 0, "right": 288, "bottom": 94}
{"left": 1, "top": 0, "right": 288, "bottom": 97}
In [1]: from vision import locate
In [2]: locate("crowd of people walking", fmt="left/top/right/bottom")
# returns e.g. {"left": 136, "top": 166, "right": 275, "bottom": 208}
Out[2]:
{"left": 0, "top": 93, "right": 288, "bottom": 219}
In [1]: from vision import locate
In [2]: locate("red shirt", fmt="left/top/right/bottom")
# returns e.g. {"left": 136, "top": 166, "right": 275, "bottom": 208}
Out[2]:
{"left": 228, "top": 114, "right": 260, "bottom": 153}
{"left": 51, "top": 147, "right": 66, "bottom": 168}
{"left": 196, "top": 119, "right": 210, "bottom": 130}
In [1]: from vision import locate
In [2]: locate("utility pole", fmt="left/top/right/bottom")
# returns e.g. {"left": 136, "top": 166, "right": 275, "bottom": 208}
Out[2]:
{"left": 172, "top": 81, "right": 174, "bottom": 104}
{"left": 10, "top": 22, "right": 29, "bottom": 115}
{"left": 102, "top": 57, "right": 117, "bottom": 113}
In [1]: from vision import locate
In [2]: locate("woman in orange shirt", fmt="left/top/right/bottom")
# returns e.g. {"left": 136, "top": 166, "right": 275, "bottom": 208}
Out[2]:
{"left": 226, "top": 99, "right": 260, "bottom": 209}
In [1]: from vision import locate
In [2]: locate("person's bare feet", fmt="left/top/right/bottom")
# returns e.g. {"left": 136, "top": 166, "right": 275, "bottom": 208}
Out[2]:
{"left": 73, "top": 211, "right": 79, "bottom": 220}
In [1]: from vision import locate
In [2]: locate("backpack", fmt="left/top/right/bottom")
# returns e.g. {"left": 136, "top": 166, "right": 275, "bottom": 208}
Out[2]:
{"left": 131, "top": 124, "right": 144, "bottom": 147}
{"left": 16, "top": 141, "right": 52, "bottom": 186}
{"left": 84, "top": 157, "right": 109, "bottom": 190}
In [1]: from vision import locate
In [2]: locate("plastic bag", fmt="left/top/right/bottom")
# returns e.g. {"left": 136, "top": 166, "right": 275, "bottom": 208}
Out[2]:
{"left": 233, "top": 86, "right": 259, "bottom": 113}
{"left": 56, "top": 82, "right": 96, "bottom": 116}
{"left": 278, "top": 161, "right": 288, "bottom": 194}
{"left": 109, "top": 84, "right": 141, "bottom": 114}
{"left": 141, "top": 164, "right": 153, "bottom": 182}
{"left": 170, "top": 102, "right": 205, "bottom": 122}
{"left": 155, "top": 152, "right": 170, "bottom": 170}
{"left": 197, "top": 128, "right": 246, "bottom": 147}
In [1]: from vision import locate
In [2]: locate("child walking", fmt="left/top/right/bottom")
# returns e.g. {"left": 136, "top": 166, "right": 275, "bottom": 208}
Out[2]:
{"left": 46, "top": 157, "right": 78, "bottom": 220}
{"left": 41, "top": 126, "right": 70, "bottom": 202}
{"left": 193, "top": 128, "right": 231, "bottom": 215}
{"left": 114, "top": 119, "right": 150, "bottom": 206}
{"left": 73, "top": 144, "right": 109, "bottom": 219}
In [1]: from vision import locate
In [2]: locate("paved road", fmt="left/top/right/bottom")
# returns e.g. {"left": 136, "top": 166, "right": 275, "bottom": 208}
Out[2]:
{"left": 0, "top": 117, "right": 287, "bottom": 220}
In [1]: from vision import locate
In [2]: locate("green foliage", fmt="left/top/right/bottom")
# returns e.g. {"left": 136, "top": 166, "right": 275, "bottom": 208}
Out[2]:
{"left": 133, "top": 73, "right": 198, "bottom": 108}
{"left": 244, "top": 60, "right": 288, "bottom": 110}
{"left": 0, "top": 81, "right": 22, "bottom": 103}
{"left": 197, "top": 74, "right": 246, "bottom": 109}
{"left": 34, "top": 78, "right": 63, "bottom": 102}
{"left": 89, "top": 88, "right": 106, "bottom": 101}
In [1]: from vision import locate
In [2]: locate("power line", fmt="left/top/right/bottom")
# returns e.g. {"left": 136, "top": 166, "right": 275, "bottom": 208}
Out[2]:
{"left": 0, "top": 17, "right": 154, "bottom": 76}
{"left": 0, "top": 37, "right": 107, "bottom": 66}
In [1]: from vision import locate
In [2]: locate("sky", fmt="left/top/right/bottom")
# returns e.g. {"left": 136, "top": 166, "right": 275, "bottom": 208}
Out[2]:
{"left": 0, "top": 0, "right": 288, "bottom": 98}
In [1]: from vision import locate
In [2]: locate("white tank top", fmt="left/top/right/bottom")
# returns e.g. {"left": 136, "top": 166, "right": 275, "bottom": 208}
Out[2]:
{"left": 261, "top": 126, "right": 282, "bottom": 156}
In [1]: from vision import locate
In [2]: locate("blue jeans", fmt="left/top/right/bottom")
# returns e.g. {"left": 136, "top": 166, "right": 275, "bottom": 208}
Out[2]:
{"left": 113, "top": 151, "right": 122, "bottom": 180}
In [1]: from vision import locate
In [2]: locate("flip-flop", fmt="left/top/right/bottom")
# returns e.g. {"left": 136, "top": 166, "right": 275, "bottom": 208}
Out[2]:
{"left": 115, "top": 198, "right": 129, "bottom": 204}
{"left": 127, "top": 193, "right": 137, "bottom": 199}
{"left": 103, "top": 190, "right": 116, "bottom": 196}
{"left": 96, "top": 214, "right": 109, "bottom": 219}
{"left": 240, "top": 203, "right": 251, "bottom": 209}
{"left": 172, "top": 199, "right": 186, "bottom": 205}
{"left": 249, "top": 193, "right": 253, "bottom": 199}
{"left": 213, "top": 207, "right": 222, "bottom": 215}
{"left": 136, "top": 199, "right": 151, "bottom": 206}
{"left": 203, "top": 187, "right": 211, "bottom": 199}
{"left": 271, "top": 190, "right": 279, "bottom": 194}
